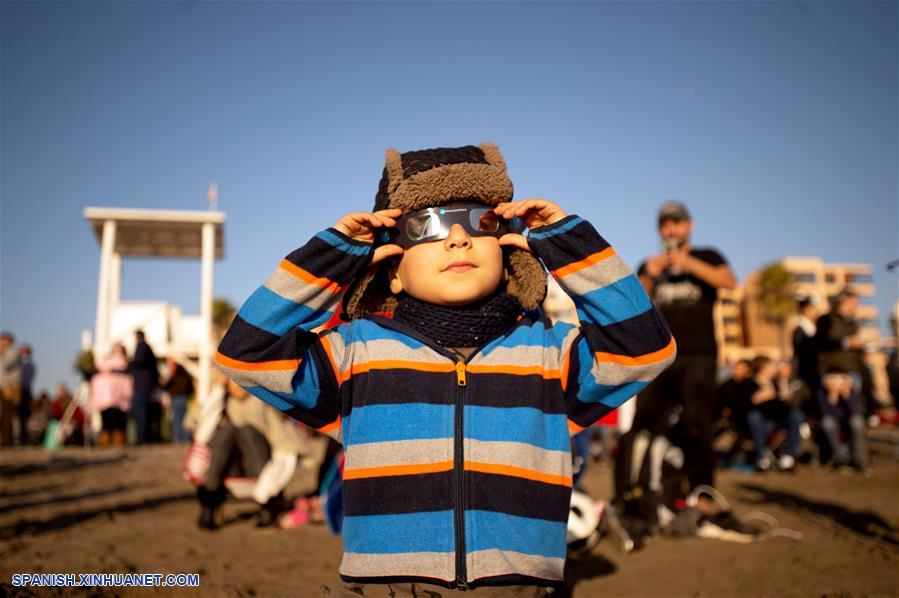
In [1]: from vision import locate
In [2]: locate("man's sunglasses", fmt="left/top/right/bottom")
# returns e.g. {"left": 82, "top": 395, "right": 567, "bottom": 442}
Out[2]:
{"left": 375, "top": 204, "right": 527, "bottom": 249}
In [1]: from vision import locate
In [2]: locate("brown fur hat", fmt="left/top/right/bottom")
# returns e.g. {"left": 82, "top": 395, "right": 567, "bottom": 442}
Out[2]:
{"left": 342, "top": 142, "right": 548, "bottom": 319}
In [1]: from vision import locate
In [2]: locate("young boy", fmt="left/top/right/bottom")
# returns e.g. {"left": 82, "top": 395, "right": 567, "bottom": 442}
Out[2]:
{"left": 216, "top": 142, "right": 675, "bottom": 594}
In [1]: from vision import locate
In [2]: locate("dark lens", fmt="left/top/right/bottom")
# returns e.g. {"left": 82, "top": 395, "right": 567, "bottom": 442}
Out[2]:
{"left": 405, "top": 213, "right": 441, "bottom": 240}
{"left": 471, "top": 208, "right": 499, "bottom": 233}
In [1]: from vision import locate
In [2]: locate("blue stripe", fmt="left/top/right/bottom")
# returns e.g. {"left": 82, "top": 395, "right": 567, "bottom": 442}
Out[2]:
{"left": 238, "top": 286, "right": 332, "bottom": 336}
{"left": 528, "top": 216, "right": 584, "bottom": 240}
{"left": 316, "top": 229, "right": 373, "bottom": 256}
{"left": 343, "top": 403, "right": 454, "bottom": 445}
{"left": 478, "top": 320, "right": 578, "bottom": 356}
{"left": 576, "top": 377, "right": 645, "bottom": 409}
{"left": 277, "top": 356, "right": 321, "bottom": 409}
{"left": 573, "top": 275, "right": 651, "bottom": 326}
{"left": 343, "top": 511, "right": 455, "bottom": 554}
{"left": 246, "top": 385, "right": 308, "bottom": 412}
{"left": 466, "top": 510, "right": 567, "bottom": 559}
{"left": 353, "top": 319, "right": 431, "bottom": 350}
{"left": 465, "top": 406, "right": 569, "bottom": 452}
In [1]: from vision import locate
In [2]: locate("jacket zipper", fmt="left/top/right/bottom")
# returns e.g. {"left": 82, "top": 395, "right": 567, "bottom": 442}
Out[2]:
{"left": 454, "top": 360, "right": 469, "bottom": 590}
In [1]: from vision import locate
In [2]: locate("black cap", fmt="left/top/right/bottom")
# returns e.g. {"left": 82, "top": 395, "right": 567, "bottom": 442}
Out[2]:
{"left": 658, "top": 200, "right": 691, "bottom": 225}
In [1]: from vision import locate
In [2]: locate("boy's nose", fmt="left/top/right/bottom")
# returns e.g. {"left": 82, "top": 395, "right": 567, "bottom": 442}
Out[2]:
{"left": 444, "top": 223, "right": 472, "bottom": 250}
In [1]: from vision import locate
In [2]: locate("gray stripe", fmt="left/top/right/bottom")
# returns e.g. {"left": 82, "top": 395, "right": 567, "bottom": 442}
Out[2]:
{"left": 345, "top": 439, "right": 452, "bottom": 470}
{"left": 319, "top": 329, "right": 347, "bottom": 375}
{"left": 473, "top": 344, "right": 560, "bottom": 371}
{"left": 340, "top": 552, "right": 454, "bottom": 581}
{"left": 473, "top": 326, "right": 580, "bottom": 373}
{"left": 264, "top": 266, "right": 340, "bottom": 313}
{"left": 555, "top": 254, "right": 632, "bottom": 297}
{"left": 464, "top": 439, "right": 572, "bottom": 479}
{"left": 217, "top": 363, "right": 296, "bottom": 394}
{"left": 345, "top": 338, "right": 449, "bottom": 366}
{"left": 467, "top": 549, "right": 564, "bottom": 582}
{"left": 588, "top": 348, "right": 677, "bottom": 386}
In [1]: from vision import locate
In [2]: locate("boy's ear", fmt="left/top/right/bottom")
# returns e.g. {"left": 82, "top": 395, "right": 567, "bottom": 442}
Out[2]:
{"left": 388, "top": 259, "right": 404, "bottom": 294}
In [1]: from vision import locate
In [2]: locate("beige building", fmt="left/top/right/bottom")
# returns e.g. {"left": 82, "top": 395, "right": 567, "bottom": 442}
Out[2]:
{"left": 741, "top": 257, "right": 880, "bottom": 351}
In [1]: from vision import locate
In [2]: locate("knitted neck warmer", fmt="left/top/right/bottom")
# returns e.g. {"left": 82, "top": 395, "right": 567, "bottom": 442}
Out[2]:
{"left": 392, "top": 292, "right": 522, "bottom": 348}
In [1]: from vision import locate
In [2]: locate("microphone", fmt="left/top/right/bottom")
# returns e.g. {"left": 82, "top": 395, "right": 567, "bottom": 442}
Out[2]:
{"left": 663, "top": 238, "right": 681, "bottom": 276}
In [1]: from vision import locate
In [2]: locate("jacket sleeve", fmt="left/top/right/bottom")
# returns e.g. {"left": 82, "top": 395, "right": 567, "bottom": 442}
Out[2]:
{"left": 215, "top": 228, "right": 372, "bottom": 438}
{"left": 528, "top": 215, "right": 677, "bottom": 431}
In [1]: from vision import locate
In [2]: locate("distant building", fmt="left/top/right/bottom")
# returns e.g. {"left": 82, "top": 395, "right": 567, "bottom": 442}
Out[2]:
{"left": 713, "top": 286, "right": 749, "bottom": 363}
{"left": 741, "top": 257, "right": 880, "bottom": 351}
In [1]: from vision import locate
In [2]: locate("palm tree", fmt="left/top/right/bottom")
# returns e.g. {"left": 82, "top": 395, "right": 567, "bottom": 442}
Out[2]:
{"left": 212, "top": 297, "right": 237, "bottom": 336}
{"left": 755, "top": 262, "right": 796, "bottom": 355}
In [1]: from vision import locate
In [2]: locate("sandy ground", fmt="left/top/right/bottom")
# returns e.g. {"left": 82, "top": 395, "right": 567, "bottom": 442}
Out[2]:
{"left": 1, "top": 431, "right": 898, "bottom": 598}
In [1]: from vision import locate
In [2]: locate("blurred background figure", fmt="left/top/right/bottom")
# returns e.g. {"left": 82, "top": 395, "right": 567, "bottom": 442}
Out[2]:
{"left": 189, "top": 376, "right": 308, "bottom": 530}
{"left": 629, "top": 201, "right": 737, "bottom": 520}
{"left": 163, "top": 356, "right": 195, "bottom": 443}
{"left": 88, "top": 343, "right": 132, "bottom": 446}
{"left": 128, "top": 330, "right": 159, "bottom": 445}
{"left": 27, "top": 389, "right": 51, "bottom": 445}
{"left": 792, "top": 296, "right": 821, "bottom": 418}
{"left": 744, "top": 357, "right": 805, "bottom": 471}
{"left": 0, "top": 331, "right": 22, "bottom": 447}
{"left": 17, "top": 344, "right": 36, "bottom": 445}
{"left": 819, "top": 367, "right": 868, "bottom": 471}
{"left": 50, "top": 384, "right": 85, "bottom": 446}
{"left": 816, "top": 290, "right": 863, "bottom": 397}
{"left": 717, "top": 358, "right": 753, "bottom": 447}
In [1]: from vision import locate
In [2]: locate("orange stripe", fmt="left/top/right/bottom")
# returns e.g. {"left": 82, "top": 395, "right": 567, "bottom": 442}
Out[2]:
{"left": 567, "top": 420, "right": 585, "bottom": 433}
{"left": 339, "top": 359, "right": 456, "bottom": 383}
{"left": 466, "top": 364, "right": 561, "bottom": 379}
{"left": 464, "top": 461, "right": 572, "bottom": 488}
{"left": 278, "top": 259, "right": 343, "bottom": 294}
{"left": 551, "top": 247, "right": 616, "bottom": 279}
{"left": 594, "top": 337, "right": 676, "bottom": 367}
{"left": 317, "top": 416, "right": 341, "bottom": 434}
{"left": 343, "top": 461, "right": 454, "bottom": 480}
{"left": 560, "top": 345, "right": 572, "bottom": 393}
{"left": 215, "top": 351, "right": 300, "bottom": 372}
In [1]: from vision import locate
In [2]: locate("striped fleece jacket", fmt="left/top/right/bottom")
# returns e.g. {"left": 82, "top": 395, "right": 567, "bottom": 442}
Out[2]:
{"left": 216, "top": 214, "right": 675, "bottom": 590}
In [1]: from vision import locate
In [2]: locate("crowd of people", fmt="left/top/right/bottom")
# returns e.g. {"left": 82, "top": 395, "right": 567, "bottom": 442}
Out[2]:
{"left": 716, "top": 289, "right": 885, "bottom": 473}
{"left": 0, "top": 329, "right": 196, "bottom": 448}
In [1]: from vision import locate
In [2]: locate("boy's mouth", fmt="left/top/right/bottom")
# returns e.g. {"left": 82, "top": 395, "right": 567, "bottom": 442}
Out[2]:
{"left": 442, "top": 260, "right": 477, "bottom": 272}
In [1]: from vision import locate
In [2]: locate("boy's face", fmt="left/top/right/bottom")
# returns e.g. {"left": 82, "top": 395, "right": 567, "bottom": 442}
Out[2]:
{"left": 389, "top": 206, "right": 505, "bottom": 307}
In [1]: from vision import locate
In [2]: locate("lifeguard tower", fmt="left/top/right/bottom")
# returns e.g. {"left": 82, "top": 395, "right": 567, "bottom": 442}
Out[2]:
{"left": 84, "top": 206, "right": 225, "bottom": 404}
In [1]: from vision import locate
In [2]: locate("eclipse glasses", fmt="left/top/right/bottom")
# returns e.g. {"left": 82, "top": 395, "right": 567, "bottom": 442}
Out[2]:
{"left": 375, "top": 203, "right": 527, "bottom": 249}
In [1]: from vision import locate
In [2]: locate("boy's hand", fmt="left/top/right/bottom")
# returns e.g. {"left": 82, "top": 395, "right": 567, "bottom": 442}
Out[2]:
{"left": 494, "top": 199, "right": 568, "bottom": 253}
{"left": 333, "top": 208, "right": 404, "bottom": 265}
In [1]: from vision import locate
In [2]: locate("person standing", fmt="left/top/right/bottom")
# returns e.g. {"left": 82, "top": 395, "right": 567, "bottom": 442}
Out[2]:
{"left": 17, "top": 345, "right": 35, "bottom": 445}
{"left": 163, "top": 357, "right": 194, "bottom": 443}
{"left": 792, "top": 297, "right": 821, "bottom": 417}
{"left": 815, "top": 290, "right": 865, "bottom": 401}
{"left": 89, "top": 344, "right": 132, "bottom": 446}
{"left": 128, "top": 330, "right": 159, "bottom": 445}
{"left": 0, "top": 331, "right": 22, "bottom": 447}
{"left": 631, "top": 201, "right": 740, "bottom": 531}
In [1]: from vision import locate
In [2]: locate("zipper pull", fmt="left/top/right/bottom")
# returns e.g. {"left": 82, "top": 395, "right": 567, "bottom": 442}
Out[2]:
{"left": 455, "top": 362, "right": 467, "bottom": 387}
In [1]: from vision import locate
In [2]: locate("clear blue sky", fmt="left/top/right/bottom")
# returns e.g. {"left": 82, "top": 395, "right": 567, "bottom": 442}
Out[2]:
{"left": 2, "top": 1, "right": 897, "bottom": 393}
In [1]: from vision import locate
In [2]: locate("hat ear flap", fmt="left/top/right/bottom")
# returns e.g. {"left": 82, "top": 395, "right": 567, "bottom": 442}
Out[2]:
{"left": 478, "top": 141, "right": 507, "bottom": 171}
{"left": 385, "top": 148, "right": 404, "bottom": 195}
